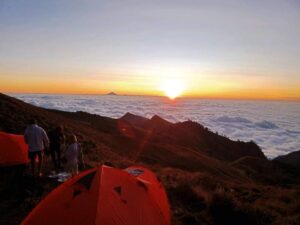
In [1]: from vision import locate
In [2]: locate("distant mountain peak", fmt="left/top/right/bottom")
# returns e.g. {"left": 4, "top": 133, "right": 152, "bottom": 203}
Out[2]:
{"left": 107, "top": 92, "right": 117, "bottom": 96}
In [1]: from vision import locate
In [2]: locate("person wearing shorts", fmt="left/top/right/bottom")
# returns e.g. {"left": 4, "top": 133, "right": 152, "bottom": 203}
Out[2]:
{"left": 24, "top": 119, "right": 49, "bottom": 177}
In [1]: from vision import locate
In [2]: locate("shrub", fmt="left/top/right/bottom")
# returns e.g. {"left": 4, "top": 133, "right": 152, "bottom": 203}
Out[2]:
{"left": 168, "top": 184, "right": 206, "bottom": 213}
{"left": 208, "top": 190, "right": 274, "bottom": 225}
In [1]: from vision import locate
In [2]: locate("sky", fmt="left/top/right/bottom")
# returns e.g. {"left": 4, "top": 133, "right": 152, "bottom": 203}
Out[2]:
{"left": 0, "top": 0, "right": 299, "bottom": 100}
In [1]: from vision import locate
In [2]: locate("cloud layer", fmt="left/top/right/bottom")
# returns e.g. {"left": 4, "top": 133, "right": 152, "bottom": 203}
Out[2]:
{"left": 12, "top": 94, "right": 300, "bottom": 158}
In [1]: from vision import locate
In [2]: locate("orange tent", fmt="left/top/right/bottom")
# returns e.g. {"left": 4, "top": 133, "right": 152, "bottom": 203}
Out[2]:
{"left": 21, "top": 165, "right": 171, "bottom": 225}
{"left": 0, "top": 131, "right": 28, "bottom": 166}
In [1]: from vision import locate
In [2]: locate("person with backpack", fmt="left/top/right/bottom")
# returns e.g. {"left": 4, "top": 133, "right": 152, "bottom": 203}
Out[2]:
{"left": 48, "top": 126, "right": 65, "bottom": 172}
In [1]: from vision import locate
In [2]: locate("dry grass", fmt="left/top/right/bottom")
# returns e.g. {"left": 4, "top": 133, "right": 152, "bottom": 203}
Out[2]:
{"left": 156, "top": 167, "right": 300, "bottom": 225}
{"left": 1, "top": 93, "right": 300, "bottom": 225}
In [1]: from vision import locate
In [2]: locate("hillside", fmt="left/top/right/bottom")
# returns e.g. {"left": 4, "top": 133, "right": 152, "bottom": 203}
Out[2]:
{"left": 273, "top": 151, "right": 300, "bottom": 173}
{"left": 1, "top": 93, "right": 300, "bottom": 225}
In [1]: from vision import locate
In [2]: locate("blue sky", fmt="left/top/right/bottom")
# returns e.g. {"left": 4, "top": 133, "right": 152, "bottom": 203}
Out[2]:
{"left": 0, "top": 0, "right": 299, "bottom": 99}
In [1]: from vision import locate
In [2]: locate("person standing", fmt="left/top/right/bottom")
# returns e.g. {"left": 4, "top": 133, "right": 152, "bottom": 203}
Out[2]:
{"left": 24, "top": 119, "right": 49, "bottom": 177}
{"left": 64, "top": 134, "right": 84, "bottom": 176}
{"left": 49, "top": 126, "right": 65, "bottom": 172}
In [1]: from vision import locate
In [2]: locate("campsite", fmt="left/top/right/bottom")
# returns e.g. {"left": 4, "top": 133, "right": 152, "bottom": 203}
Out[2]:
{"left": 1, "top": 1, "right": 300, "bottom": 224}
{"left": 1, "top": 93, "right": 300, "bottom": 225}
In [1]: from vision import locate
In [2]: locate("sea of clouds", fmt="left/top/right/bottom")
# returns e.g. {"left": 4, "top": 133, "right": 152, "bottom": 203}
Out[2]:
{"left": 11, "top": 94, "right": 300, "bottom": 158}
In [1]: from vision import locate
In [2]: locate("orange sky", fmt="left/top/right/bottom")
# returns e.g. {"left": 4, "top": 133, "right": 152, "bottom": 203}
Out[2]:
{"left": 1, "top": 1, "right": 300, "bottom": 101}
{"left": 1, "top": 70, "right": 299, "bottom": 101}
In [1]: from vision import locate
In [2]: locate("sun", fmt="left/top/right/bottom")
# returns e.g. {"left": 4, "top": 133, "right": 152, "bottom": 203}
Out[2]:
{"left": 161, "top": 79, "right": 185, "bottom": 99}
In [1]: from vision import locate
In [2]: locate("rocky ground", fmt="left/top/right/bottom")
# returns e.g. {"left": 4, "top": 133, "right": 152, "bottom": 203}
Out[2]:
{"left": 1, "top": 93, "right": 300, "bottom": 225}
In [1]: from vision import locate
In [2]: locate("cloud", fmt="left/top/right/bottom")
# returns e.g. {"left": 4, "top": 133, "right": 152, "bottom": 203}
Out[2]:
{"left": 11, "top": 94, "right": 300, "bottom": 159}
{"left": 213, "top": 116, "right": 252, "bottom": 124}
{"left": 254, "top": 121, "right": 279, "bottom": 129}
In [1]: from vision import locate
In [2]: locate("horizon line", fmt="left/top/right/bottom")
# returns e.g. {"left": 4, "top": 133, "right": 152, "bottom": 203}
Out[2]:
{"left": 3, "top": 91, "right": 300, "bottom": 102}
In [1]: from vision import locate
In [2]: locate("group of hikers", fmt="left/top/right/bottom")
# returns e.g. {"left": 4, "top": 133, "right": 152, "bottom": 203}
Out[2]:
{"left": 24, "top": 119, "right": 84, "bottom": 177}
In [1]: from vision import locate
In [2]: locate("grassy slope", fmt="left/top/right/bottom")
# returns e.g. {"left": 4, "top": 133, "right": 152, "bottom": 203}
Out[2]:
{"left": 0, "top": 93, "right": 300, "bottom": 225}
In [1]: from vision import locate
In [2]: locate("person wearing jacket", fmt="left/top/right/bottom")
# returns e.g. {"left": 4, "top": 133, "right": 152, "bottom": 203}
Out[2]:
{"left": 49, "top": 126, "right": 65, "bottom": 172}
{"left": 24, "top": 119, "right": 49, "bottom": 177}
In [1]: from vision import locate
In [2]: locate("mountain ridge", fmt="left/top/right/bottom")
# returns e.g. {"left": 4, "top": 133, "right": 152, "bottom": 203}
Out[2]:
{"left": 1, "top": 93, "right": 300, "bottom": 225}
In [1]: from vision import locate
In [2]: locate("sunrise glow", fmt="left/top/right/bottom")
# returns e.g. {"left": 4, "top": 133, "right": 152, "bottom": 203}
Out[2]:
{"left": 161, "top": 79, "right": 185, "bottom": 99}
{"left": 0, "top": 1, "right": 299, "bottom": 101}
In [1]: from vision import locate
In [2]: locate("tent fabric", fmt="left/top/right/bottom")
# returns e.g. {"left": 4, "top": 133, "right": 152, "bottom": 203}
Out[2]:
{"left": 21, "top": 165, "right": 171, "bottom": 225}
{"left": 0, "top": 131, "right": 29, "bottom": 166}
{"left": 125, "top": 166, "right": 170, "bottom": 223}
